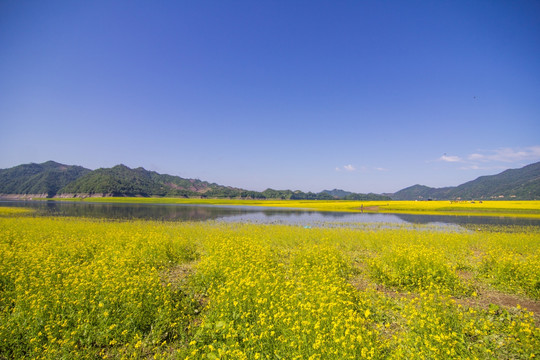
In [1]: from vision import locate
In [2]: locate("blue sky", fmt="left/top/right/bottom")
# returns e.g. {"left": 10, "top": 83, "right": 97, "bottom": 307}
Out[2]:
{"left": 1, "top": 1, "right": 539, "bottom": 193}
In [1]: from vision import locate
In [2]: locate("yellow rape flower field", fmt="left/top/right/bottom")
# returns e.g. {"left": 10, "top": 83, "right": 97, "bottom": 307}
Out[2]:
{"left": 1, "top": 207, "right": 539, "bottom": 359}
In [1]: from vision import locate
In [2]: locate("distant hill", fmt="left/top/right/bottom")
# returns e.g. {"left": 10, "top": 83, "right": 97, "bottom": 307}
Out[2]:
{"left": 262, "top": 188, "right": 390, "bottom": 201}
{"left": 0, "top": 162, "right": 241, "bottom": 198}
{"left": 391, "top": 185, "right": 453, "bottom": 201}
{"left": 58, "top": 164, "right": 239, "bottom": 197}
{"left": 322, "top": 189, "right": 353, "bottom": 198}
{"left": 0, "top": 161, "right": 390, "bottom": 200}
{"left": 3, "top": 160, "right": 536, "bottom": 200}
{"left": 392, "top": 162, "right": 540, "bottom": 200}
{"left": 0, "top": 161, "right": 90, "bottom": 197}
{"left": 322, "top": 189, "right": 391, "bottom": 200}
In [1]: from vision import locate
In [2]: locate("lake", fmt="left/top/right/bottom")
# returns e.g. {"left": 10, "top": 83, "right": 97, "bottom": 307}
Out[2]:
{"left": 2, "top": 200, "right": 539, "bottom": 227}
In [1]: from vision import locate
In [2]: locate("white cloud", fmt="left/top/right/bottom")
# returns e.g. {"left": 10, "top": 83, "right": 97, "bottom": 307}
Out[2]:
{"left": 467, "top": 146, "right": 540, "bottom": 163}
{"left": 459, "top": 165, "right": 482, "bottom": 170}
{"left": 335, "top": 164, "right": 357, "bottom": 172}
{"left": 467, "top": 153, "right": 484, "bottom": 161}
{"left": 459, "top": 165, "right": 507, "bottom": 171}
{"left": 439, "top": 155, "right": 462, "bottom": 162}
{"left": 436, "top": 146, "right": 540, "bottom": 170}
{"left": 375, "top": 167, "right": 389, "bottom": 171}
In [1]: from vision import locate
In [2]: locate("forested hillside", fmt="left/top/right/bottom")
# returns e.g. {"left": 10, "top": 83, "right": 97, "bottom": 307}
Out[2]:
{"left": 392, "top": 162, "right": 540, "bottom": 200}
{"left": 0, "top": 161, "right": 390, "bottom": 200}
{"left": 0, "top": 161, "right": 90, "bottom": 197}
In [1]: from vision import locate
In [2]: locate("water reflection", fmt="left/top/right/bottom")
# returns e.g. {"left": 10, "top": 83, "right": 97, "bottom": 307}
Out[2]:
{"left": 221, "top": 210, "right": 407, "bottom": 225}
{"left": 6, "top": 201, "right": 251, "bottom": 222}
{"left": 393, "top": 213, "right": 540, "bottom": 227}
{"left": 1, "top": 200, "right": 539, "bottom": 227}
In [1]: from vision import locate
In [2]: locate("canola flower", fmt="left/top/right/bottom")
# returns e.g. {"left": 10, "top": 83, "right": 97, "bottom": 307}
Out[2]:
{"left": 0, "top": 208, "right": 539, "bottom": 359}
{"left": 0, "top": 216, "right": 199, "bottom": 359}
{"left": 188, "top": 236, "right": 383, "bottom": 359}
{"left": 0, "top": 207, "right": 34, "bottom": 216}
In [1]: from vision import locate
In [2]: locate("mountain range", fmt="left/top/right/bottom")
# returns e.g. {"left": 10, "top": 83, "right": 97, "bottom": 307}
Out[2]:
{"left": 0, "top": 161, "right": 389, "bottom": 200}
{"left": 0, "top": 161, "right": 539, "bottom": 200}
{"left": 392, "top": 161, "right": 540, "bottom": 200}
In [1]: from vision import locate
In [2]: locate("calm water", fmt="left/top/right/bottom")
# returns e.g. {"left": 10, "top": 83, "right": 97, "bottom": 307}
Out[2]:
{"left": 2, "top": 200, "right": 540, "bottom": 227}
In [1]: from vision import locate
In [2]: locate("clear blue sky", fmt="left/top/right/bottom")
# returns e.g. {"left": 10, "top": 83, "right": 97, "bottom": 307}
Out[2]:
{"left": 1, "top": 1, "right": 539, "bottom": 193}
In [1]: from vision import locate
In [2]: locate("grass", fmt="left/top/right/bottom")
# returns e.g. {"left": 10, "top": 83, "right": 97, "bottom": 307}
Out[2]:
{"left": 1, "top": 207, "right": 539, "bottom": 359}
{"left": 49, "top": 197, "right": 540, "bottom": 218}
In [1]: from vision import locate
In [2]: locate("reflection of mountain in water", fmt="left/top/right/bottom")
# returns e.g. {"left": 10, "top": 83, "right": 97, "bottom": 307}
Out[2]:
{"left": 38, "top": 202, "right": 254, "bottom": 221}
{"left": 1, "top": 201, "right": 539, "bottom": 227}
{"left": 228, "top": 209, "right": 407, "bottom": 225}
{"left": 393, "top": 213, "right": 540, "bottom": 227}
{"left": 258, "top": 209, "right": 369, "bottom": 219}
{"left": 2, "top": 201, "right": 249, "bottom": 221}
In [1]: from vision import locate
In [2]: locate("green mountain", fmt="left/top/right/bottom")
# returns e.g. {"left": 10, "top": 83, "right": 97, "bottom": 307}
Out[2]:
{"left": 322, "top": 189, "right": 353, "bottom": 198}
{"left": 59, "top": 164, "right": 241, "bottom": 197}
{"left": 0, "top": 161, "right": 391, "bottom": 200}
{"left": 391, "top": 185, "right": 453, "bottom": 201}
{"left": 4, "top": 160, "right": 536, "bottom": 200}
{"left": 255, "top": 188, "right": 389, "bottom": 200}
{"left": 392, "top": 162, "right": 540, "bottom": 200}
{"left": 322, "top": 189, "right": 390, "bottom": 200}
{"left": 0, "top": 161, "right": 90, "bottom": 197}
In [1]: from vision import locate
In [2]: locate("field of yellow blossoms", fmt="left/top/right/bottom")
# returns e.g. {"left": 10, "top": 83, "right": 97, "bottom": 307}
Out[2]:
{"left": 0, "top": 207, "right": 539, "bottom": 359}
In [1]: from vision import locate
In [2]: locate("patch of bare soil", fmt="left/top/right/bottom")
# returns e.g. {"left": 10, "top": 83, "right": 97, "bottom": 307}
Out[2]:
{"left": 456, "top": 291, "right": 540, "bottom": 317}
{"left": 455, "top": 270, "right": 540, "bottom": 322}
{"left": 160, "top": 263, "right": 195, "bottom": 287}
{"left": 354, "top": 206, "right": 380, "bottom": 212}
{"left": 160, "top": 262, "right": 208, "bottom": 307}
{"left": 165, "top": 182, "right": 184, "bottom": 190}
{"left": 349, "top": 270, "right": 540, "bottom": 325}
{"left": 349, "top": 261, "right": 400, "bottom": 296}
{"left": 349, "top": 274, "right": 419, "bottom": 302}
